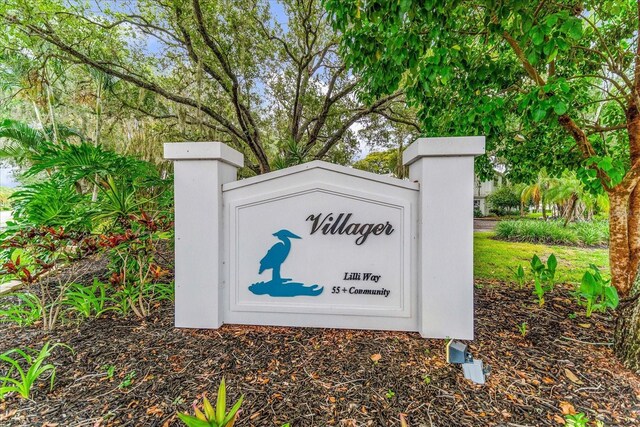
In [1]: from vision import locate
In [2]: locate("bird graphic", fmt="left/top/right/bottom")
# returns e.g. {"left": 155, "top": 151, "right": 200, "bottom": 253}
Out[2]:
{"left": 259, "top": 229, "right": 301, "bottom": 283}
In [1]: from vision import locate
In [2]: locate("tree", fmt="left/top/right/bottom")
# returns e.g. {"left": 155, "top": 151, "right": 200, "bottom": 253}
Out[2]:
{"left": 0, "top": 0, "right": 417, "bottom": 175}
{"left": 521, "top": 170, "right": 551, "bottom": 220}
{"left": 352, "top": 147, "right": 407, "bottom": 178}
{"left": 325, "top": 1, "right": 640, "bottom": 367}
{"left": 487, "top": 185, "right": 520, "bottom": 216}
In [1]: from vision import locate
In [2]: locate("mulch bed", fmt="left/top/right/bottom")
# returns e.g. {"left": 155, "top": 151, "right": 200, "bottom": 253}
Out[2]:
{"left": 1, "top": 282, "right": 639, "bottom": 426}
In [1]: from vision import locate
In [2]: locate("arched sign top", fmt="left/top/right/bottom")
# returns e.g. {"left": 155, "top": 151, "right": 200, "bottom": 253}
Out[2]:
{"left": 223, "top": 160, "right": 420, "bottom": 192}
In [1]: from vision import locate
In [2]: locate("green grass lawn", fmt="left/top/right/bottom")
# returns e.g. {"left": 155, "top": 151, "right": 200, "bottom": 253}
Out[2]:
{"left": 474, "top": 232, "right": 609, "bottom": 285}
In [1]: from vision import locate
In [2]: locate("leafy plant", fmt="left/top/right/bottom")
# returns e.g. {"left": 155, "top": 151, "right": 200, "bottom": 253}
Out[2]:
{"left": 0, "top": 229, "right": 99, "bottom": 330}
{"left": 385, "top": 389, "right": 395, "bottom": 399}
{"left": 564, "top": 412, "right": 591, "bottom": 427}
{"left": 178, "top": 378, "right": 243, "bottom": 427}
{"left": 111, "top": 283, "right": 137, "bottom": 317}
{"left": 104, "top": 213, "right": 173, "bottom": 319}
{"left": 574, "top": 265, "right": 619, "bottom": 317}
{"left": 0, "top": 292, "right": 42, "bottom": 326}
{"left": 512, "top": 265, "right": 526, "bottom": 288}
{"left": 142, "top": 281, "right": 174, "bottom": 302}
{"left": 119, "top": 371, "right": 136, "bottom": 389}
{"left": 9, "top": 179, "right": 93, "bottom": 231}
{"left": 530, "top": 254, "right": 557, "bottom": 306}
{"left": 0, "top": 342, "right": 73, "bottom": 400}
{"left": 63, "top": 280, "right": 114, "bottom": 319}
{"left": 517, "top": 322, "right": 528, "bottom": 338}
{"left": 102, "top": 364, "right": 115, "bottom": 380}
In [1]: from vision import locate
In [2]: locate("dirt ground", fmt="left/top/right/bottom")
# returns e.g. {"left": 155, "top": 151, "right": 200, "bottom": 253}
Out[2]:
{"left": 1, "top": 280, "right": 639, "bottom": 427}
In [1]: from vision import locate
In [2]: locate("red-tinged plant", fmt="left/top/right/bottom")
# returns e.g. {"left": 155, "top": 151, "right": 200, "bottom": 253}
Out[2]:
{"left": 149, "top": 264, "right": 170, "bottom": 281}
{"left": 109, "top": 271, "right": 125, "bottom": 286}
{"left": 103, "top": 212, "right": 174, "bottom": 318}
{"left": 0, "top": 227, "right": 99, "bottom": 329}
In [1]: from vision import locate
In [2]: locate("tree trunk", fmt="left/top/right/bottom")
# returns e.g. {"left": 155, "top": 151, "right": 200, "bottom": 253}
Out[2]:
{"left": 611, "top": 186, "right": 640, "bottom": 370}
{"left": 629, "top": 183, "right": 640, "bottom": 282}
{"left": 614, "top": 271, "right": 640, "bottom": 371}
{"left": 563, "top": 194, "right": 578, "bottom": 226}
{"left": 613, "top": 81, "right": 640, "bottom": 369}
{"left": 609, "top": 189, "right": 632, "bottom": 295}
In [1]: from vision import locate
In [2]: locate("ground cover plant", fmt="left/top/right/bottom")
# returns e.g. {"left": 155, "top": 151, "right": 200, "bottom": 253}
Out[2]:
{"left": 495, "top": 219, "right": 609, "bottom": 246}
{"left": 530, "top": 253, "right": 557, "bottom": 306}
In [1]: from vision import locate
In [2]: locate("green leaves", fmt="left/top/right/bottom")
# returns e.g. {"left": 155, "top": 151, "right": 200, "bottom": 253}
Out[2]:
{"left": 9, "top": 179, "right": 94, "bottom": 231}
{"left": 560, "top": 18, "right": 583, "bottom": 40}
{"left": 553, "top": 100, "right": 568, "bottom": 115}
{"left": 62, "top": 280, "right": 115, "bottom": 319}
{"left": 177, "top": 378, "right": 243, "bottom": 427}
{"left": 0, "top": 292, "right": 42, "bottom": 326}
{"left": 578, "top": 156, "right": 626, "bottom": 194}
{"left": 530, "top": 254, "right": 557, "bottom": 306}
{"left": 326, "top": 0, "right": 637, "bottom": 195}
{"left": 575, "top": 264, "right": 618, "bottom": 317}
{"left": 0, "top": 341, "right": 73, "bottom": 400}
{"left": 532, "top": 108, "right": 547, "bottom": 122}
{"left": 547, "top": 253, "right": 557, "bottom": 273}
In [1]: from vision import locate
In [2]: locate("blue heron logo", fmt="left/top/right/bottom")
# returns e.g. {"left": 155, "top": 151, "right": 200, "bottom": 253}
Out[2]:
{"left": 248, "top": 229, "right": 323, "bottom": 297}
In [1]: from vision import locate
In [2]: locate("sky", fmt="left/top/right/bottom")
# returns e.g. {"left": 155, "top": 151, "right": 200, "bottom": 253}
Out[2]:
{"left": 0, "top": 162, "right": 18, "bottom": 188}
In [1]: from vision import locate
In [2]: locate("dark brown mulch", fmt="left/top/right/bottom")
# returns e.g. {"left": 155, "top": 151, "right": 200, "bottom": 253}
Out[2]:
{"left": 1, "top": 283, "right": 639, "bottom": 427}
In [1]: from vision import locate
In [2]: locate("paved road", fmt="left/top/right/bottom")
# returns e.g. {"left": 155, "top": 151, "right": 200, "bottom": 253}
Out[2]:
{"left": 474, "top": 218, "right": 498, "bottom": 232}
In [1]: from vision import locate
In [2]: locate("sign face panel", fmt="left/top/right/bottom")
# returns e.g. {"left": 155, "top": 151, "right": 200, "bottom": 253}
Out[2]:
{"left": 224, "top": 169, "right": 418, "bottom": 331}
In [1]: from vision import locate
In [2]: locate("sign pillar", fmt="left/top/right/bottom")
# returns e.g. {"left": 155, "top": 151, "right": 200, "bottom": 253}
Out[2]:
{"left": 164, "top": 142, "right": 244, "bottom": 328}
{"left": 403, "top": 137, "right": 485, "bottom": 339}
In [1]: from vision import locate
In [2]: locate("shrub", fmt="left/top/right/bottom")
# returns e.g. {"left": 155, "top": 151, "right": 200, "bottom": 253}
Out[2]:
{"left": 103, "top": 213, "right": 173, "bottom": 319}
{"left": 9, "top": 179, "right": 94, "bottom": 231}
{"left": 495, "top": 220, "right": 608, "bottom": 246}
{"left": 486, "top": 185, "right": 520, "bottom": 216}
{"left": 571, "top": 221, "right": 609, "bottom": 246}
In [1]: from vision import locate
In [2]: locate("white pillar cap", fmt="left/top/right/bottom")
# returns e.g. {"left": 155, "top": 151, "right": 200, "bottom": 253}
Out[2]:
{"left": 403, "top": 136, "right": 485, "bottom": 166}
{"left": 164, "top": 142, "right": 244, "bottom": 168}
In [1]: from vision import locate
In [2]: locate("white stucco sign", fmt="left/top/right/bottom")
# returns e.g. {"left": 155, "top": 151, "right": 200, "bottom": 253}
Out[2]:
{"left": 165, "top": 137, "right": 485, "bottom": 339}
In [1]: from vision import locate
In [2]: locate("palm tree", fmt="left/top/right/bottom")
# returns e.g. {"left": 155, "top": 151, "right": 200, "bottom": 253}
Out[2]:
{"left": 520, "top": 169, "right": 551, "bottom": 219}
{"left": 546, "top": 171, "right": 605, "bottom": 225}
